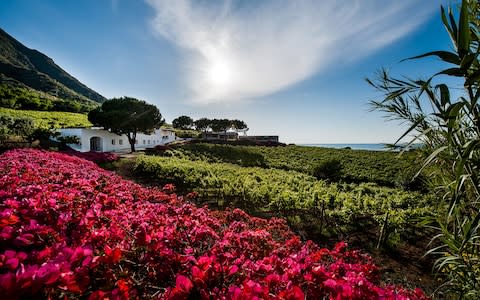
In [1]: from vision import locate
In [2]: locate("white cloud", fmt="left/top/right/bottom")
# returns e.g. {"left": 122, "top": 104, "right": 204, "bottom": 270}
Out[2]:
{"left": 146, "top": 0, "right": 437, "bottom": 104}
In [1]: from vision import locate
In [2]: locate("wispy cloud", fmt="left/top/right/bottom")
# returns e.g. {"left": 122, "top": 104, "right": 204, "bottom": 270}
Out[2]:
{"left": 146, "top": 0, "right": 437, "bottom": 104}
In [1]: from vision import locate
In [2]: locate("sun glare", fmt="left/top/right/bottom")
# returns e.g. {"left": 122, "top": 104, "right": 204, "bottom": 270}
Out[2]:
{"left": 207, "top": 59, "right": 232, "bottom": 87}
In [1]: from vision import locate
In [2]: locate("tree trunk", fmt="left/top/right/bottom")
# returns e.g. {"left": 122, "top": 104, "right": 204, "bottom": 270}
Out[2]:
{"left": 127, "top": 131, "right": 136, "bottom": 153}
{"left": 130, "top": 140, "right": 135, "bottom": 153}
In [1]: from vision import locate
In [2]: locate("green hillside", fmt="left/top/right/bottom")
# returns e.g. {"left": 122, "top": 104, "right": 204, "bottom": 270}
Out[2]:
{"left": 0, "top": 107, "right": 91, "bottom": 128}
{"left": 0, "top": 83, "right": 97, "bottom": 112}
{"left": 0, "top": 28, "right": 105, "bottom": 109}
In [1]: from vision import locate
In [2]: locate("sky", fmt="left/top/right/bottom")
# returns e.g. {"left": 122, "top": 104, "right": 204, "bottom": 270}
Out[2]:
{"left": 0, "top": 0, "right": 455, "bottom": 143}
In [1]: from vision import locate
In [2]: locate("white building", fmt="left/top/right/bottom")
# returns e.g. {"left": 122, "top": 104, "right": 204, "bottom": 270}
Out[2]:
{"left": 57, "top": 127, "right": 176, "bottom": 152}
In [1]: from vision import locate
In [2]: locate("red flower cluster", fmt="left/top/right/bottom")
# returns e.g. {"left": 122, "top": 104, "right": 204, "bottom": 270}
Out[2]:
{"left": 62, "top": 150, "right": 119, "bottom": 164}
{"left": 0, "top": 149, "right": 428, "bottom": 299}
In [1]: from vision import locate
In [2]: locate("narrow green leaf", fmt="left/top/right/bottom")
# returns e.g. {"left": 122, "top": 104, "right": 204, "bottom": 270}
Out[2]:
{"left": 393, "top": 116, "right": 425, "bottom": 146}
{"left": 441, "top": 5, "right": 457, "bottom": 47}
{"left": 437, "top": 84, "right": 451, "bottom": 107}
{"left": 458, "top": 0, "right": 471, "bottom": 56}
{"left": 402, "top": 51, "right": 460, "bottom": 65}
{"left": 449, "top": 7, "right": 458, "bottom": 43}
{"left": 415, "top": 146, "right": 448, "bottom": 179}
{"left": 460, "top": 53, "right": 476, "bottom": 70}
{"left": 435, "top": 68, "right": 465, "bottom": 77}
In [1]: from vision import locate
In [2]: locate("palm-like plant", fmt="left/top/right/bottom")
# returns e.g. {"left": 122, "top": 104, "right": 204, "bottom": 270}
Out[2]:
{"left": 368, "top": 0, "right": 480, "bottom": 297}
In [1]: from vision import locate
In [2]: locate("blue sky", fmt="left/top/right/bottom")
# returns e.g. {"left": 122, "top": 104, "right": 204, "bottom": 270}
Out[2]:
{"left": 0, "top": 0, "right": 454, "bottom": 143}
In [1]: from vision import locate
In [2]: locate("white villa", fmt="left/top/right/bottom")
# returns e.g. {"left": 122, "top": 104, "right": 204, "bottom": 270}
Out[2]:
{"left": 57, "top": 127, "right": 176, "bottom": 152}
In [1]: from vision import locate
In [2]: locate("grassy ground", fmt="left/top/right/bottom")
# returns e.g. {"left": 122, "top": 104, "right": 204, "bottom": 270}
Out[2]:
{"left": 0, "top": 107, "right": 91, "bottom": 128}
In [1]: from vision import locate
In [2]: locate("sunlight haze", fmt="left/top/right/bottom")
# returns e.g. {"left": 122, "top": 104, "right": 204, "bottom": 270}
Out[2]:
{"left": 0, "top": 0, "right": 449, "bottom": 143}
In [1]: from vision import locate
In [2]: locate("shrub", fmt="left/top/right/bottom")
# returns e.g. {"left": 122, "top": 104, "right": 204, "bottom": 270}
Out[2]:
{"left": 368, "top": 1, "right": 480, "bottom": 295}
{"left": 0, "top": 149, "right": 428, "bottom": 299}
{"left": 62, "top": 149, "right": 119, "bottom": 164}
{"left": 395, "top": 168, "right": 428, "bottom": 192}
{"left": 312, "top": 159, "right": 343, "bottom": 181}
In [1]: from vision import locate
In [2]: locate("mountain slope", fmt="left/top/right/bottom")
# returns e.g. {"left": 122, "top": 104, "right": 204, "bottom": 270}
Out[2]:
{"left": 0, "top": 28, "right": 106, "bottom": 105}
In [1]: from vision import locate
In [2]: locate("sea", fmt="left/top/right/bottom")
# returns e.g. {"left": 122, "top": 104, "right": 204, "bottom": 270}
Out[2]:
{"left": 299, "top": 143, "right": 392, "bottom": 151}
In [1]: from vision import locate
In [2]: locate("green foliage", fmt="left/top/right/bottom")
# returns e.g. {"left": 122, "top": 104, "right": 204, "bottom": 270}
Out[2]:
{"left": 0, "top": 114, "right": 56, "bottom": 147}
{"left": 394, "top": 168, "right": 428, "bottom": 192}
{"left": 174, "top": 129, "right": 202, "bottom": 139}
{"left": 0, "top": 107, "right": 92, "bottom": 129}
{"left": 164, "top": 143, "right": 418, "bottom": 188}
{"left": 192, "top": 118, "right": 248, "bottom": 134}
{"left": 312, "top": 159, "right": 343, "bottom": 181}
{"left": 0, "top": 28, "right": 106, "bottom": 103}
{"left": 134, "top": 155, "right": 434, "bottom": 240}
{"left": 0, "top": 115, "right": 34, "bottom": 137}
{"left": 193, "top": 118, "right": 211, "bottom": 132}
{"left": 164, "top": 143, "right": 267, "bottom": 167}
{"left": 0, "top": 84, "right": 97, "bottom": 113}
{"left": 27, "top": 127, "right": 58, "bottom": 146}
{"left": 57, "top": 135, "right": 80, "bottom": 145}
{"left": 88, "top": 97, "right": 164, "bottom": 152}
{"left": 231, "top": 119, "right": 248, "bottom": 132}
{"left": 172, "top": 115, "right": 194, "bottom": 130}
{"left": 368, "top": 0, "right": 480, "bottom": 296}
{"left": 210, "top": 118, "right": 231, "bottom": 133}
{"left": 0, "top": 115, "right": 17, "bottom": 142}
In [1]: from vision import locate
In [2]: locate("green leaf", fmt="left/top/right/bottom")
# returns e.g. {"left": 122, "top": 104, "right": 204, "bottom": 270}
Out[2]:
{"left": 441, "top": 6, "right": 457, "bottom": 47}
{"left": 449, "top": 7, "right": 458, "bottom": 41}
{"left": 393, "top": 116, "right": 425, "bottom": 146}
{"left": 435, "top": 68, "right": 465, "bottom": 77}
{"left": 415, "top": 146, "right": 448, "bottom": 178}
{"left": 437, "top": 84, "right": 451, "bottom": 107}
{"left": 458, "top": 0, "right": 471, "bottom": 56}
{"left": 465, "top": 68, "right": 480, "bottom": 86}
{"left": 445, "top": 102, "right": 464, "bottom": 128}
{"left": 460, "top": 53, "right": 476, "bottom": 70}
{"left": 402, "top": 51, "right": 460, "bottom": 65}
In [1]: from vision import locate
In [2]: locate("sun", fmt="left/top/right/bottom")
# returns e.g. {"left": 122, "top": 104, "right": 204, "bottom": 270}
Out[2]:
{"left": 207, "top": 59, "right": 232, "bottom": 88}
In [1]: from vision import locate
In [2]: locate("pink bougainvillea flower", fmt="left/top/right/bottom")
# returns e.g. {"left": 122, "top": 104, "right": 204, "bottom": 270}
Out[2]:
{"left": 0, "top": 149, "right": 429, "bottom": 299}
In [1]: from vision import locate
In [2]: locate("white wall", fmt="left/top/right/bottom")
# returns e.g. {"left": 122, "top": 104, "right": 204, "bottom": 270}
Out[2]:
{"left": 57, "top": 128, "right": 176, "bottom": 152}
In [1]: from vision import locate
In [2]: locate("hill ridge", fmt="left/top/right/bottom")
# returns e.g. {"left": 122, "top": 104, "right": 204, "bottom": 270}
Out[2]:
{"left": 0, "top": 28, "right": 106, "bottom": 104}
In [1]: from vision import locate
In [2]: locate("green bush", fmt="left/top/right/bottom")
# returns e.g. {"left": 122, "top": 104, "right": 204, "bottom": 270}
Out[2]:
{"left": 312, "top": 159, "right": 343, "bottom": 181}
{"left": 0, "top": 115, "right": 34, "bottom": 139}
{"left": 368, "top": 1, "right": 480, "bottom": 295}
{"left": 394, "top": 168, "right": 428, "bottom": 192}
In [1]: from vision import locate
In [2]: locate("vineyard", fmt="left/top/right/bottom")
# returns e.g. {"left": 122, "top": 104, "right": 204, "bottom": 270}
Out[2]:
{"left": 0, "top": 107, "right": 92, "bottom": 129}
{"left": 0, "top": 149, "right": 429, "bottom": 299}
{"left": 161, "top": 143, "right": 421, "bottom": 188}
{"left": 134, "top": 155, "right": 434, "bottom": 246}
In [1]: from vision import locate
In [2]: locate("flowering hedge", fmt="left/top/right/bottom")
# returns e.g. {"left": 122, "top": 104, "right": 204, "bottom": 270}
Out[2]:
{"left": 0, "top": 149, "right": 428, "bottom": 299}
{"left": 62, "top": 150, "right": 119, "bottom": 164}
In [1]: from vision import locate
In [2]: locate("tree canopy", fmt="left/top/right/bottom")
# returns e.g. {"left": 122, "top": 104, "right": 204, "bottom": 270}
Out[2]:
{"left": 172, "top": 115, "right": 194, "bottom": 130}
{"left": 193, "top": 118, "right": 211, "bottom": 133}
{"left": 193, "top": 118, "right": 248, "bottom": 134}
{"left": 231, "top": 119, "right": 248, "bottom": 133}
{"left": 88, "top": 97, "right": 163, "bottom": 152}
{"left": 210, "top": 119, "right": 231, "bottom": 133}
